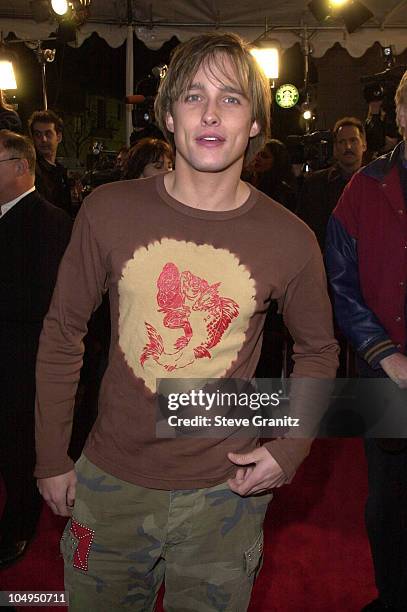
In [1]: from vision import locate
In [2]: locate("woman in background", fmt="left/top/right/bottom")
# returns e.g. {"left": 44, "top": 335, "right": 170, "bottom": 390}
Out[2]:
{"left": 247, "top": 138, "right": 297, "bottom": 213}
{"left": 125, "top": 137, "right": 174, "bottom": 179}
{"left": 0, "top": 91, "right": 22, "bottom": 133}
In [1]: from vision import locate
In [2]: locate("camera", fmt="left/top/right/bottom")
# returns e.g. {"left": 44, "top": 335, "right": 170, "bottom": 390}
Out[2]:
{"left": 287, "top": 130, "right": 333, "bottom": 171}
{"left": 361, "top": 63, "right": 407, "bottom": 150}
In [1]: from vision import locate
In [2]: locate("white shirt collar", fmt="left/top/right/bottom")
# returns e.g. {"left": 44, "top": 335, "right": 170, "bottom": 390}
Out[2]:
{"left": 0, "top": 186, "right": 36, "bottom": 219}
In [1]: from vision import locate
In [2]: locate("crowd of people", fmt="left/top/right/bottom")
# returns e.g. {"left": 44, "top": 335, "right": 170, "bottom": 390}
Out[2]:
{"left": 0, "top": 30, "right": 406, "bottom": 612}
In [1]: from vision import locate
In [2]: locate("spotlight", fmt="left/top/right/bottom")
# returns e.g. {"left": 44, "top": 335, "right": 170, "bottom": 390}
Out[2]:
{"left": 308, "top": 0, "right": 332, "bottom": 23}
{"left": 303, "top": 109, "right": 313, "bottom": 121}
{"left": 308, "top": 0, "right": 373, "bottom": 32}
{"left": 340, "top": 0, "right": 373, "bottom": 33}
{"left": 51, "top": 0, "right": 69, "bottom": 16}
{"left": 250, "top": 47, "right": 279, "bottom": 80}
{"left": 330, "top": 0, "right": 349, "bottom": 7}
{"left": 0, "top": 44, "right": 17, "bottom": 90}
{"left": 251, "top": 19, "right": 280, "bottom": 82}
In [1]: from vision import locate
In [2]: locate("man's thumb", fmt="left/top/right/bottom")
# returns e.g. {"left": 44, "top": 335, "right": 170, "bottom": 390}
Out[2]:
{"left": 227, "top": 451, "right": 256, "bottom": 465}
{"left": 66, "top": 483, "right": 76, "bottom": 507}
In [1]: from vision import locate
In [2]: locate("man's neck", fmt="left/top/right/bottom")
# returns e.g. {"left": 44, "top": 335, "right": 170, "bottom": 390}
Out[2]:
{"left": 0, "top": 183, "right": 35, "bottom": 207}
{"left": 337, "top": 162, "right": 360, "bottom": 179}
{"left": 164, "top": 159, "right": 249, "bottom": 212}
{"left": 41, "top": 154, "right": 57, "bottom": 166}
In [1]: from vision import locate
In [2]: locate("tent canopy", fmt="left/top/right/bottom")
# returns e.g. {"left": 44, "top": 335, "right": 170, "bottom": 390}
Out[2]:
{"left": 1, "top": 0, "right": 407, "bottom": 57}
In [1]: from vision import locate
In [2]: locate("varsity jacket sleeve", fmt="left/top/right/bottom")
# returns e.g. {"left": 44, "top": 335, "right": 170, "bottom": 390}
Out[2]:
{"left": 35, "top": 197, "right": 108, "bottom": 478}
{"left": 325, "top": 177, "right": 399, "bottom": 369}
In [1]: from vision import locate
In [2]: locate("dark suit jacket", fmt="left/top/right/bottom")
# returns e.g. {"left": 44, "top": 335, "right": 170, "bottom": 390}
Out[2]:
{"left": 0, "top": 190, "right": 72, "bottom": 420}
{"left": 297, "top": 164, "right": 350, "bottom": 251}
{"left": 35, "top": 156, "right": 72, "bottom": 217}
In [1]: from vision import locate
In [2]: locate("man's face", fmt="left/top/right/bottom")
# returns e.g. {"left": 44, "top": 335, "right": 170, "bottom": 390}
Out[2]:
{"left": 31, "top": 121, "right": 61, "bottom": 162}
{"left": 116, "top": 150, "right": 128, "bottom": 171}
{"left": 334, "top": 124, "right": 366, "bottom": 173}
{"left": 165, "top": 56, "right": 259, "bottom": 175}
{"left": 0, "top": 144, "right": 19, "bottom": 204}
{"left": 254, "top": 148, "right": 273, "bottom": 174}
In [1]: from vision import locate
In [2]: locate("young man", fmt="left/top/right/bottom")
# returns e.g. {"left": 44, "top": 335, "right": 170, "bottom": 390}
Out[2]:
{"left": 28, "top": 109, "right": 72, "bottom": 216}
{"left": 326, "top": 71, "right": 407, "bottom": 612}
{"left": 36, "top": 33, "right": 338, "bottom": 610}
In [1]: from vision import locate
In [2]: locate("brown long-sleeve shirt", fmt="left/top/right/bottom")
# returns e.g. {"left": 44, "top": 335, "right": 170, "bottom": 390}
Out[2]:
{"left": 35, "top": 175, "right": 338, "bottom": 488}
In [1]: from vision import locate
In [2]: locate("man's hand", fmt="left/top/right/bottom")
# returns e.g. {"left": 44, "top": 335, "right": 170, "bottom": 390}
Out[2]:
{"left": 227, "top": 447, "right": 287, "bottom": 496}
{"left": 380, "top": 353, "right": 407, "bottom": 388}
{"left": 37, "top": 470, "right": 77, "bottom": 517}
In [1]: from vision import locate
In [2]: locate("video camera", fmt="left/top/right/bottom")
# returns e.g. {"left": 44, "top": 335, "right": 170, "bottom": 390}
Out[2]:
{"left": 361, "top": 61, "right": 407, "bottom": 150}
{"left": 287, "top": 130, "right": 333, "bottom": 172}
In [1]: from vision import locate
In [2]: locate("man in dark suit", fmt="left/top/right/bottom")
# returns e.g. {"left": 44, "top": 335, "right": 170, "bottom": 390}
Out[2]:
{"left": 28, "top": 109, "right": 73, "bottom": 217}
{"left": 0, "top": 130, "right": 72, "bottom": 568}
{"left": 297, "top": 116, "right": 367, "bottom": 251}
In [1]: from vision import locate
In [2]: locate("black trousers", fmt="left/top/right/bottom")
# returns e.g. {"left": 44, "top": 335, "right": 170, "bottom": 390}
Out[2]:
{"left": 0, "top": 369, "right": 42, "bottom": 543}
{"left": 364, "top": 439, "right": 407, "bottom": 609}
{"left": 359, "top": 358, "right": 407, "bottom": 610}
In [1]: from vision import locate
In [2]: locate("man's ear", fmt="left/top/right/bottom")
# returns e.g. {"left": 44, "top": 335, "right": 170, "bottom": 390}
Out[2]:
{"left": 166, "top": 112, "right": 175, "bottom": 134}
{"left": 249, "top": 120, "right": 260, "bottom": 138}
{"left": 15, "top": 158, "right": 29, "bottom": 176}
{"left": 57, "top": 131, "right": 62, "bottom": 144}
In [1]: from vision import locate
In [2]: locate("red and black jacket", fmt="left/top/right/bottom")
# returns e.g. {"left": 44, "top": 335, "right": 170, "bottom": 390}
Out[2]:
{"left": 326, "top": 142, "right": 407, "bottom": 369}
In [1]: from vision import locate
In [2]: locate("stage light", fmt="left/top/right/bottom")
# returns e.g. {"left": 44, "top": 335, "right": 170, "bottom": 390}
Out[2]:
{"left": 340, "top": 1, "right": 374, "bottom": 33}
{"left": 0, "top": 60, "right": 17, "bottom": 90}
{"left": 308, "top": 0, "right": 331, "bottom": 23}
{"left": 330, "top": 0, "right": 349, "bottom": 7}
{"left": 309, "top": 0, "right": 373, "bottom": 32}
{"left": 0, "top": 42, "right": 17, "bottom": 90}
{"left": 251, "top": 46, "right": 279, "bottom": 80}
{"left": 51, "top": 0, "right": 69, "bottom": 16}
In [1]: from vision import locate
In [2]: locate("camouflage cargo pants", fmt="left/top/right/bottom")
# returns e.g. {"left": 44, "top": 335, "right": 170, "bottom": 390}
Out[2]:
{"left": 61, "top": 454, "right": 272, "bottom": 611}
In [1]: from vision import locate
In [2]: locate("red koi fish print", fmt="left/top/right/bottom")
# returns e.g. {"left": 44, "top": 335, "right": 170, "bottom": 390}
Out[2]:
{"left": 140, "top": 262, "right": 239, "bottom": 372}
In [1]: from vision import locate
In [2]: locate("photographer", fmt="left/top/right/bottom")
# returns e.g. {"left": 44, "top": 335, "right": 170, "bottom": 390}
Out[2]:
{"left": 297, "top": 117, "right": 367, "bottom": 251}
{"left": 362, "top": 50, "right": 404, "bottom": 160}
{"left": 365, "top": 92, "right": 401, "bottom": 160}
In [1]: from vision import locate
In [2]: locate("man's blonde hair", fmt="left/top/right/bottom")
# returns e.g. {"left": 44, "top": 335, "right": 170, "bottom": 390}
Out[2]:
{"left": 395, "top": 69, "right": 407, "bottom": 137}
{"left": 154, "top": 32, "right": 271, "bottom": 163}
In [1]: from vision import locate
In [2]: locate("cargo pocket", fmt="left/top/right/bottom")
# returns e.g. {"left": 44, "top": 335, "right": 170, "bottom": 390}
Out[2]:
{"left": 60, "top": 516, "right": 94, "bottom": 572}
{"left": 60, "top": 519, "right": 75, "bottom": 565}
{"left": 244, "top": 531, "right": 264, "bottom": 579}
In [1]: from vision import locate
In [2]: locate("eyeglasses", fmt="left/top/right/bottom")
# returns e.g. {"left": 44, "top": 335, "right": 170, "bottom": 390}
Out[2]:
{"left": 0, "top": 157, "right": 21, "bottom": 164}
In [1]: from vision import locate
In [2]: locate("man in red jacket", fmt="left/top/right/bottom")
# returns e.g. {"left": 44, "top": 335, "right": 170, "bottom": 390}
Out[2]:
{"left": 326, "top": 70, "right": 407, "bottom": 612}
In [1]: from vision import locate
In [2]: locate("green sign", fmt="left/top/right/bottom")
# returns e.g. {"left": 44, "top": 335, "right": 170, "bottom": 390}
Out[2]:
{"left": 275, "top": 83, "right": 299, "bottom": 109}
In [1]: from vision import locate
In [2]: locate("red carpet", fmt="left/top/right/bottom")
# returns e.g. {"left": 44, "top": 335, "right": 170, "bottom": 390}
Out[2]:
{"left": 0, "top": 439, "right": 375, "bottom": 611}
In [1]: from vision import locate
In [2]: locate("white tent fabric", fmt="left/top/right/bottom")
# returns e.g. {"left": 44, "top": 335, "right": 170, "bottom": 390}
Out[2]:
{"left": 2, "top": 0, "right": 407, "bottom": 143}
{"left": 1, "top": 0, "right": 407, "bottom": 57}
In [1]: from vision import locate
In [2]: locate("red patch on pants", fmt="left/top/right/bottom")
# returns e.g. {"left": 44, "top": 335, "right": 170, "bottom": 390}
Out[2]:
{"left": 70, "top": 519, "right": 94, "bottom": 571}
